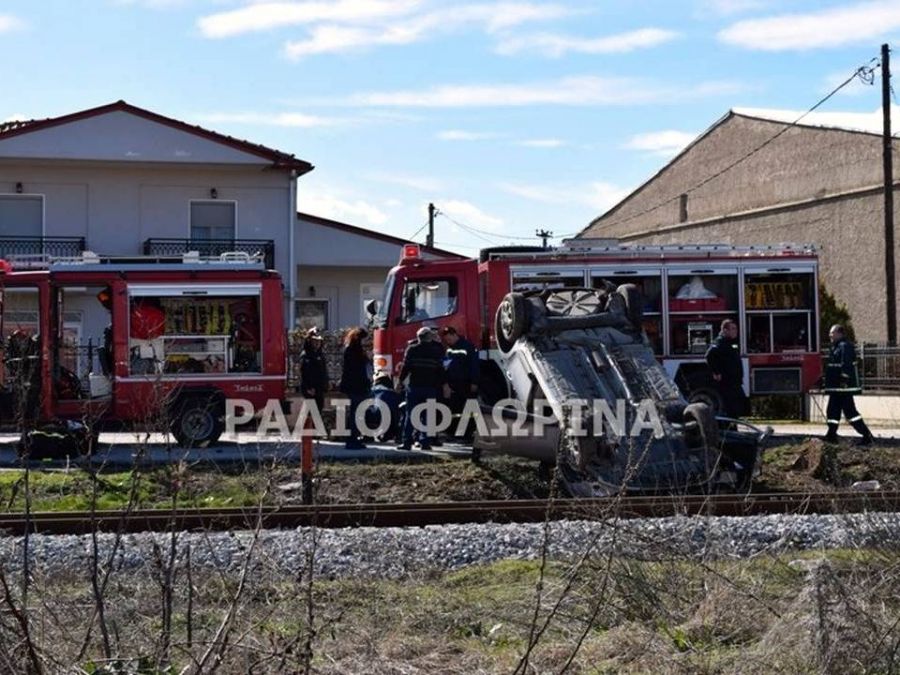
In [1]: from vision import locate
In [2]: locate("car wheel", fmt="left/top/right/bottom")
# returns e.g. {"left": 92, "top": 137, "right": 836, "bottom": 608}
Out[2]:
{"left": 684, "top": 402, "right": 720, "bottom": 449}
{"left": 616, "top": 283, "right": 644, "bottom": 328}
{"left": 496, "top": 292, "right": 528, "bottom": 351}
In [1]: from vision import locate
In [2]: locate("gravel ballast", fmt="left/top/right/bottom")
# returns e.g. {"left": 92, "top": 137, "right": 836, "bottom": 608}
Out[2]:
{"left": 2, "top": 513, "right": 899, "bottom": 579}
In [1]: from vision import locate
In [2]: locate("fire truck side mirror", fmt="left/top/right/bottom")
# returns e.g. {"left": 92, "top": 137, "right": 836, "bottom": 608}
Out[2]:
{"left": 364, "top": 299, "right": 378, "bottom": 316}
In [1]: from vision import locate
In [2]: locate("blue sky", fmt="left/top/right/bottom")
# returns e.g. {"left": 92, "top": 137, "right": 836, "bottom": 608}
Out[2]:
{"left": 2, "top": 0, "right": 900, "bottom": 255}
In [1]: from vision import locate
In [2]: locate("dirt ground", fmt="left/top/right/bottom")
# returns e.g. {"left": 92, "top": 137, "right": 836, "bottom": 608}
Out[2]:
{"left": 303, "top": 435, "right": 900, "bottom": 504}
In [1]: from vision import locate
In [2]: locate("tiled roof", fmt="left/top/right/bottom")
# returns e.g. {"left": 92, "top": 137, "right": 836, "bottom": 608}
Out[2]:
{"left": 0, "top": 101, "right": 313, "bottom": 173}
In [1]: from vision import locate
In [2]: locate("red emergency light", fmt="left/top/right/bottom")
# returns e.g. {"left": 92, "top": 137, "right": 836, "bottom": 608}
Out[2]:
{"left": 0, "top": 259, "right": 11, "bottom": 275}
{"left": 402, "top": 244, "right": 421, "bottom": 260}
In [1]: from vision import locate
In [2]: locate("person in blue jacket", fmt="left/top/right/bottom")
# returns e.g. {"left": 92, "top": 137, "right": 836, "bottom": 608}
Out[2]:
{"left": 824, "top": 324, "right": 874, "bottom": 446}
{"left": 366, "top": 372, "right": 401, "bottom": 441}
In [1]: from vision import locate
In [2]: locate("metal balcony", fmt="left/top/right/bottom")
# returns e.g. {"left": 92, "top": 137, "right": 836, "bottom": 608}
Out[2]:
{"left": 143, "top": 238, "right": 275, "bottom": 270}
{"left": 0, "top": 236, "right": 86, "bottom": 259}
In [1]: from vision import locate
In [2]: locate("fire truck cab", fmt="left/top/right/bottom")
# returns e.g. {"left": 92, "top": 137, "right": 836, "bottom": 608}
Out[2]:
{"left": 0, "top": 252, "right": 286, "bottom": 447}
{"left": 371, "top": 240, "right": 822, "bottom": 411}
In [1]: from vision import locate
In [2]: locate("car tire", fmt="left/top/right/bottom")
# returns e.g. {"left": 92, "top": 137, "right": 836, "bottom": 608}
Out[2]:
{"left": 616, "top": 283, "right": 644, "bottom": 328}
{"left": 172, "top": 396, "right": 224, "bottom": 448}
{"left": 496, "top": 292, "right": 528, "bottom": 352}
{"left": 684, "top": 402, "right": 720, "bottom": 449}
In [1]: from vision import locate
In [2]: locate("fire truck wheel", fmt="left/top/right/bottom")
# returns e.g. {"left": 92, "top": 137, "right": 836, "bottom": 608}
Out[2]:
{"left": 172, "top": 396, "right": 224, "bottom": 448}
{"left": 496, "top": 292, "right": 528, "bottom": 351}
{"left": 683, "top": 402, "right": 720, "bottom": 450}
{"left": 616, "top": 283, "right": 644, "bottom": 328}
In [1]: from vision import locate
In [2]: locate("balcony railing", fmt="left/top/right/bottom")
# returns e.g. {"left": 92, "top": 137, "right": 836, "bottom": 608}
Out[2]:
{"left": 0, "top": 236, "right": 86, "bottom": 259}
{"left": 143, "top": 238, "right": 275, "bottom": 270}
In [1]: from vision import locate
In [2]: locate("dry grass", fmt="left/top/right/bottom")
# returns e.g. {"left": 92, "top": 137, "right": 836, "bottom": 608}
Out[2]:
{"left": 1, "top": 546, "right": 899, "bottom": 673}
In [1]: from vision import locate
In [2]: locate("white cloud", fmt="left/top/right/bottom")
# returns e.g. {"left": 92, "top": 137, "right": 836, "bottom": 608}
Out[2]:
{"left": 733, "top": 105, "right": 900, "bottom": 135}
{"left": 340, "top": 75, "right": 744, "bottom": 108}
{"left": 198, "top": 0, "right": 421, "bottom": 39}
{"left": 196, "top": 111, "right": 345, "bottom": 127}
{"left": 624, "top": 130, "right": 696, "bottom": 157}
{"left": 496, "top": 28, "right": 679, "bottom": 57}
{"left": 499, "top": 181, "right": 630, "bottom": 212}
{"left": 439, "top": 199, "right": 504, "bottom": 230}
{"left": 718, "top": 1, "right": 900, "bottom": 51}
{"left": 281, "top": 2, "right": 573, "bottom": 58}
{"left": 0, "top": 14, "right": 25, "bottom": 32}
{"left": 368, "top": 171, "right": 444, "bottom": 192}
{"left": 437, "top": 129, "right": 500, "bottom": 141}
{"left": 698, "top": 0, "right": 771, "bottom": 16}
{"left": 300, "top": 191, "right": 389, "bottom": 227}
{"left": 516, "top": 138, "right": 567, "bottom": 148}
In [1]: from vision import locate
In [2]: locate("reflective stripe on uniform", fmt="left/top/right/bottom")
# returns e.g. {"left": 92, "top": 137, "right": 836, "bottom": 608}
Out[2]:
{"left": 826, "top": 419, "right": 840, "bottom": 424}
{"left": 849, "top": 415, "right": 863, "bottom": 422}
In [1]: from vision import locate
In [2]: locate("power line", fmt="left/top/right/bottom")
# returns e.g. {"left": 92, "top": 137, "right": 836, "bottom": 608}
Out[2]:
{"left": 438, "top": 210, "right": 541, "bottom": 242}
{"left": 403, "top": 221, "right": 428, "bottom": 243}
{"left": 598, "top": 57, "right": 881, "bottom": 232}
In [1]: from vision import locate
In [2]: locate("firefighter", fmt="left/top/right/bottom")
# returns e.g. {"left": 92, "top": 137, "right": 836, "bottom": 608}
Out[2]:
{"left": 439, "top": 326, "right": 479, "bottom": 440}
{"left": 823, "top": 324, "right": 874, "bottom": 446}
{"left": 705, "top": 318, "right": 750, "bottom": 418}
{"left": 396, "top": 326, "right": 446, "bottom": 450}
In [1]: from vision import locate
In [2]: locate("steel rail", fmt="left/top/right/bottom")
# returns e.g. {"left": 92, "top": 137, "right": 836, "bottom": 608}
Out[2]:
{"left": 0, "top": 491, "right": 898, "bottom": 536}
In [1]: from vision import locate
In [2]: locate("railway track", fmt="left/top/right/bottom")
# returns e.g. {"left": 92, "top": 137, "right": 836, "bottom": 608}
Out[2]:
{"left": 0, "top": 490, "right": 898, "bottom": 536}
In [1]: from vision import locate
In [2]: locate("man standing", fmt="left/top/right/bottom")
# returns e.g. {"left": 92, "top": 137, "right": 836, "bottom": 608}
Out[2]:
{"left": 397, "top": 327, "right": 446, "bottom": 450}
{"left": 705, "top": 319, "right": 750, "bottom": 418}
{"left": 824, "top": 324, "right": 874, "bottom": 446}
{"left": 439, "top": 326, "right": 480, "bottom": 438}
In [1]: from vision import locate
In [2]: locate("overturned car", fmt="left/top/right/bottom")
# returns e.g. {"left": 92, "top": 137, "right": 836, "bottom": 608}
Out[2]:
{"left": 474, "top": 284, "right": 766, "bottom": 497}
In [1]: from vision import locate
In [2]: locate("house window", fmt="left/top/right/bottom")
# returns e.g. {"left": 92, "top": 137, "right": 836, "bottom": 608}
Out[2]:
{"left": 190, "top": 201, "right": 235, "bottom": 240}
{"left": 296, "top": 299, "right": 329, "bottom": 331}
{"left": 0, "top": 195, "right": 42, "bottom": 237}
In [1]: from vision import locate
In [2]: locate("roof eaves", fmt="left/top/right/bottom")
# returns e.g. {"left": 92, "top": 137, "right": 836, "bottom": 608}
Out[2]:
{"left": 0, "top": 100, "right": 314, "bottom": 174}
{"left": 579, "top": 110, "right": 737, "bottom": 236}
{"left": 297, "top": 211, "right": 466, "bottom": 259}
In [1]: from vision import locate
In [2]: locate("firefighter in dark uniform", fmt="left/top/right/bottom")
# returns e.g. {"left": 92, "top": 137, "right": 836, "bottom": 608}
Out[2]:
{"left": 396, "top": 327, "right": 446, "bottom": 450}
{"left": 439, "top": 326, "right": 480, "bottom": 439}
{"left": 824, "top": 324, "right": 874, "bottom": 445}
{"left": 705, "top": 319, "right": 750, "bottom": 418}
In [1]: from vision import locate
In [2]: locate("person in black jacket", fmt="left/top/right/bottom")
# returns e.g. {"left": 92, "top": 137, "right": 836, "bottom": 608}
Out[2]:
{"left": 299, "top": 327, "right": 328, "bottom": 414}
{"left": 439, "top": 326, "right": 480, "bottom": 439}
{"left": 705, "top": 319, "right": 749, "bottom": 418}
{"left": 397, "top": 326, "right": 445, "bottom": 450}
{"left": 824, "top": 325, "right": 874, "bottom": 445}
{"left": 339, "top": 327, "right": 371, "bottom": 449}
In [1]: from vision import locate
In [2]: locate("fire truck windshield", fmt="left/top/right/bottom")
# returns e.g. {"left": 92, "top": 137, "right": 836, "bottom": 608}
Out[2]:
{"left": 371, "top": 272, "right": 396, "bottom": 328}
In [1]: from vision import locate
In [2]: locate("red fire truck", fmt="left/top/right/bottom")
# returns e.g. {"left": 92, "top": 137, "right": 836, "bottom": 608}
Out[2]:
{"left": 0, "top": 252, "right": 286, "bottom": 447}
{"left": 370, "top": 239, "right": 822, "bottom": 411}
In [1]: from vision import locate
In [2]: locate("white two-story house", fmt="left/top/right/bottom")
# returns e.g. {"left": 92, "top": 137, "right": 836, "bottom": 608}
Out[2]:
{"left": 0, "top": 100, "right": 312, "bottom": 359}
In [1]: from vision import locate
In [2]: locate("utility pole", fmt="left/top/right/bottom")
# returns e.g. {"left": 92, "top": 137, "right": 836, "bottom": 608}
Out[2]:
{"left": 426, "top": 203, "right": 436, "bottom": 248}
{"left": 883, "top": 43, "right": 897, "bottom": 344}
{"left": 536, "top": 228, "right": 553, "bottom": 249}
